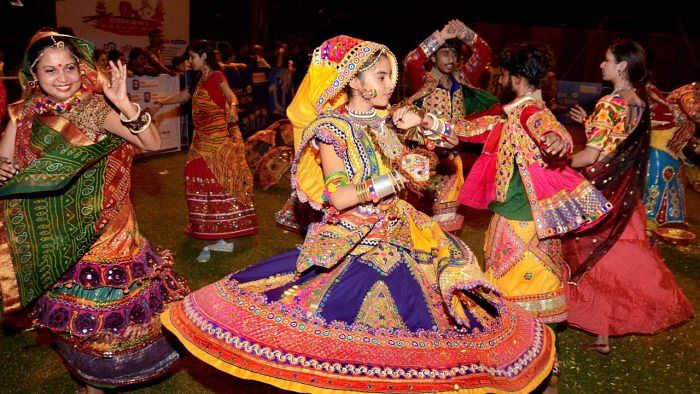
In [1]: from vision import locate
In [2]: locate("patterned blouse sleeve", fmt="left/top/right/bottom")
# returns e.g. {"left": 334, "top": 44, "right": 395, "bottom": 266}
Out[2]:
{"left": 523, "top": 105, "right": 573, "bottom": 152}
{"left": 585, "top": 96, "right": 624, "bottom": 151}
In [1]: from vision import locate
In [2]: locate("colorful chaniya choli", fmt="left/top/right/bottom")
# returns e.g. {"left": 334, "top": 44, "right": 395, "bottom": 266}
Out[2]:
{"left": 0, "top": 95, "right": 188, "bottom": 387}
{"left": 403, "top": 31, "right": 500, "bottom": 233}
{"left": 458, "top": 91, "right": 610, "bottom": 323}
{"left": 643, "top": 84, "right": 696, "bottom": 228}
{"left": 563, "top": 91, "right": 694, "bottom": 336}
{"left": 185, "top": 71, "right": 258, "bottom": 239}
{"left": 162, "top": 108, "right": 556, "bottom": 393}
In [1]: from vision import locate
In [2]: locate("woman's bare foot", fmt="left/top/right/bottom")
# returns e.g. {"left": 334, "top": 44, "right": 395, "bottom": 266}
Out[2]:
{"left": 585, "top": 334, "right": 610, "bottom": 355}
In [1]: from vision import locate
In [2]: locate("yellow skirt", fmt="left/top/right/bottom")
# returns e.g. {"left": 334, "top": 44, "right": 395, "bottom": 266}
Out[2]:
{"left": 484, "top": 214, "right": 566, "bottom": 323}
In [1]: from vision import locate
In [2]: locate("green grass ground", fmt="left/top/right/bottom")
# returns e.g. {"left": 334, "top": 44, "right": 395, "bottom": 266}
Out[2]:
{"left": 0, "top": 150, "right": 697, "bottom": 393}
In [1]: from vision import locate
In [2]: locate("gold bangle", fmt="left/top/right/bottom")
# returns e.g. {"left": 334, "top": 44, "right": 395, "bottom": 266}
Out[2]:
{"left": 355, "top": 182, "right": 368, "bottom": 204}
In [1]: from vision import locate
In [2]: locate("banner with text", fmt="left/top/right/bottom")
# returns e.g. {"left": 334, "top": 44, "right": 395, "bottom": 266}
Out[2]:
{"left": 127, "top": 74, "right": 182, "bottom": 155}
{"left": 56, "top": 0, "right": 189, "bottom": 66}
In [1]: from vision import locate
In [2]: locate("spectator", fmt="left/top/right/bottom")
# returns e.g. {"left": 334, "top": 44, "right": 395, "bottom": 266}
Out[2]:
{"left": 93, "top": 49, "right": 108, "bottom": 72}
{"left": 171, "top": 55, "right": 187, "bottom": 73}
{"left": 144, "top": 28, "right": 176, "bottom": 75}
{"left": 250, "top": 44, "right": 271, "bottom": 68}
{"left": 128, "top": 47, "right": 158, "bottom": 76}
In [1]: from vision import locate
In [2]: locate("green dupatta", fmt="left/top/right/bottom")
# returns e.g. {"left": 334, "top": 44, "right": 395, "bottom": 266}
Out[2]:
{"left": 0, "top": 118, "right": 123, "bottom": 307}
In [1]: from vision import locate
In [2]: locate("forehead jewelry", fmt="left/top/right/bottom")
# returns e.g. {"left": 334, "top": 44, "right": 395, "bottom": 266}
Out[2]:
{"left": 29, "top": 36, "right": 77, "bottom": 70}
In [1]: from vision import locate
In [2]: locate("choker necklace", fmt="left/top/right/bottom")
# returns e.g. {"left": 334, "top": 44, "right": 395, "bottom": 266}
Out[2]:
{"left": 612, "top": 86, "right": 634, "bottom": 95}
{"left": 33, "top": 91, "right": 83, "bottom": 115}
{"left": 346, "top": 105, "right": 377, "bottom": 119}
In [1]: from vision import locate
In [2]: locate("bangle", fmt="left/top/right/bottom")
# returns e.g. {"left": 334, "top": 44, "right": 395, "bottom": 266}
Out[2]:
{"left": 388, "top": 170, "right": 404, "bottom": 191}
{"left": 119, "top": 103, "right": 141, "bottom": 123}
{"left": 373, "top": 173, "right": 396, "bottom": 199}
{"left": 430, "top": 113, "right": 439, "bottom": 131}
{"left": 443, "top": 121, "right": 452, "bottom": 138}
{"left": 366, "top": 179, "right": 379, "bottom": 203}
{"left": 355, "top": 182, "right": 368, "bottom": 204}
{"left": 129, "top": 112, "right": 152, "bottom": 134}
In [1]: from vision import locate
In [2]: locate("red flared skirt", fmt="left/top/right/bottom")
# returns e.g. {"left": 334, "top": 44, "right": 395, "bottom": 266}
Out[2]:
{"left": 184, "top": 157, "right": 258, "bottom": 239}
{"left": 564, "top": 204, "right": 694, "bottom": 336}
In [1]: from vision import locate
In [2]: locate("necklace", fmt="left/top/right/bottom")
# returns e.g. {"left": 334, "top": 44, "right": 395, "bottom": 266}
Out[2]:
{"left": 346, "top": 105, "right": 377, "bottom": 119}
{"left": 33, "top": 91, "right": 83, "bottom": 114}
{"left": 612, "top": 86, "right": 635, "bottom": 95}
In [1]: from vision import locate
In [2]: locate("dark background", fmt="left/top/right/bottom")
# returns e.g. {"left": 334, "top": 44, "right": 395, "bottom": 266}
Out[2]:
{"left": 1, "top": 0, "right": 698, "bottom": 90}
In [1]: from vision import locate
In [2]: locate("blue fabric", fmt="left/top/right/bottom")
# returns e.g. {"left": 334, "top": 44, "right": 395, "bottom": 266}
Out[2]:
{"left": 644, "top": 147, "right": 686, "bottom": 226}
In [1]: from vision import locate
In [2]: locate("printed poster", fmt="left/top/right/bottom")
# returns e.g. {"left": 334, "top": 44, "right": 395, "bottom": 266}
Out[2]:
{"left": 127, "top": 74, "right": 181, "bottom": 155}
{"left": 56, "top": 0, "right": 189, "bottom": 66}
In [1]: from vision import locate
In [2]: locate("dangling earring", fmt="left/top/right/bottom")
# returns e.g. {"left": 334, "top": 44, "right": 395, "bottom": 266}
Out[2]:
{"left": 27, "top": 79, "right": 38, "bottom": 90}
{"left": 361, "top": 88, "right": 377, "bottom": 100}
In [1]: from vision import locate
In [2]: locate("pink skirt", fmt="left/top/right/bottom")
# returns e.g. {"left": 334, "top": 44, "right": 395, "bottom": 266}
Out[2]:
{"left": 564, "top": 204, "right": 694, "bottom": 336}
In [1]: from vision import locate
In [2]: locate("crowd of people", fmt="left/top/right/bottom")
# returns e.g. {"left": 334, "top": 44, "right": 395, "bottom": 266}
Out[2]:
{"left": 0, "top": 19, "right": 697, "bottom": 394}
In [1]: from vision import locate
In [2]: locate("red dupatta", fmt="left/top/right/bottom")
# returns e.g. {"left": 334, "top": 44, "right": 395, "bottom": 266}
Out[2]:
{"left": 564, "top": 111, "right": 650, "bottom": 284}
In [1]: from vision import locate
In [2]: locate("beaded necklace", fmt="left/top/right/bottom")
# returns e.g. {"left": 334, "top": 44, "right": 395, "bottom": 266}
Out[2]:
{"left": 346, "top": 105, "right": 377, "bottom": 119}
{"left": 33, "top": 91, "right": 83, "bottom": 114}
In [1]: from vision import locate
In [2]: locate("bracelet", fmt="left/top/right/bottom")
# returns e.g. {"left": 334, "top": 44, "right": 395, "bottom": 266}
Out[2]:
{"left": 443, "top": 121, "right": 452, "bottom": 138}
{"left": 366, "top": 179, "right": 379, "bottom": 203}
{"left": 119, "top": 103, "right": 141, "bottom": 123}
{"left": 430, "top": 113, "right": 439, "bottom": 131}
{"left": 373, "top": 173, "right": 396, "bottom": 199}
{"left": 388, "top": 170, "right": 404, "bottom": 191}
{"left": 129, "top": 112, "right": 152, "bottom": 134}
{"left": 355, "top": 182, "right": 368, "bottom": 204}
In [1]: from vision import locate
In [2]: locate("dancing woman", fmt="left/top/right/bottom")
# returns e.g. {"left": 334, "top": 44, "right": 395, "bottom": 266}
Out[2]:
{"left": 0, "top": 32, "right": 187, "bottom": 393}
{"left": 161, "top": 35, "right": 557, "bottom": 393}
{"left": 566, "top": 39, "right": 693, "bottom": 354}
{"left": 156, "top": 40, "right": 258, "bottom": 240}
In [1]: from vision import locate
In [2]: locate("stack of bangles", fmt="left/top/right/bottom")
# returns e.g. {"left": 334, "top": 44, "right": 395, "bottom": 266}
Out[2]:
{"left": 120, "top": 103, "right": 152, "bottom": 134}
{"left": 420, "top": 112, "right": 458, "bottom": 147}
{"left": 355, "top": 171, "right": 404, "bottom": 204}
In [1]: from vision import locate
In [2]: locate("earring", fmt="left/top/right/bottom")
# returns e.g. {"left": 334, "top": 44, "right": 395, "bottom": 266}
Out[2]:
{"left": 27, "top": 79, "right": 38, "bottom": 89}
{"left": 361, "top": 88, "right": 377, "bottom": 100}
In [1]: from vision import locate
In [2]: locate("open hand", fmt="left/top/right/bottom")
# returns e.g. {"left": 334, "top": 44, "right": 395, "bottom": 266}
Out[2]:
{"left": 569, "top": 104, "right": 587, "bottom": 124}
{"left": 103, "top": 60, "right": 129, "bottom": 106}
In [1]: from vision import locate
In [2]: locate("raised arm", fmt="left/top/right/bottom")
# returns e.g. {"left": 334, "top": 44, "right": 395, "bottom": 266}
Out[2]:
{"left": 451, "top": 20, "right": 491, "bottom": 86}
{"left": 102, "top": 60, "right": 161, "bottom": 151}
{"left": 403, "top": 22, "right": 461, "bottom": 94}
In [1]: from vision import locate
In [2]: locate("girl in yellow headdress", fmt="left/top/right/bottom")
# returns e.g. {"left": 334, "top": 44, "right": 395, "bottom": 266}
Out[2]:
{"left": 162, "top": 35, "right": 556, "bottom": 393}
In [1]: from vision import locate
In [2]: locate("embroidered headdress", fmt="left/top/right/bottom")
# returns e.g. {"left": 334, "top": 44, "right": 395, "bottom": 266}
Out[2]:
{"left": 286, "top": 35, "right": 398, "bottom": 147}
{"left": 11, "top": 31, "right": 105, "bottom": 170}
